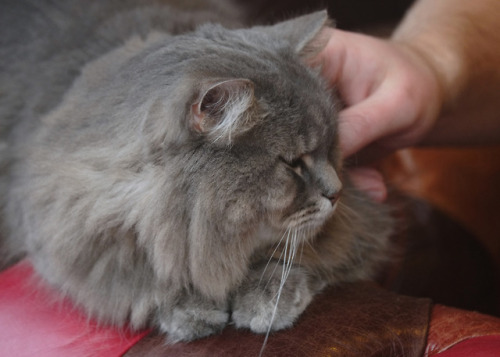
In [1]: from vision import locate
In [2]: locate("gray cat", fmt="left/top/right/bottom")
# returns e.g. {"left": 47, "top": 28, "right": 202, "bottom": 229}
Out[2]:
{"left": 0, "top": 0, "right": 392, "bottom": 342}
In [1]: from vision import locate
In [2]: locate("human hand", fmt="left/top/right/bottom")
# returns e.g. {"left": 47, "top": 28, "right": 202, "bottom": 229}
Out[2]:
{"left": 312, "top": 28, "right": 444, "bottom": 200}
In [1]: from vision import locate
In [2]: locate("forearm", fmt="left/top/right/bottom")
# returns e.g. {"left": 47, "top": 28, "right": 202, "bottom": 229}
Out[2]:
{"left": 392, "top": 0, "right": 500, "bottom": 145}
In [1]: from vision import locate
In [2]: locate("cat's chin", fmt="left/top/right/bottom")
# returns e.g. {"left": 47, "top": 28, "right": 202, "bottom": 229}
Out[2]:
{"left": 283, "top": 198, "right": 337, "bottom": 237}
{"left": 256, "top": 218, "right": 325, "bottom": 248}
{"left": 293, "top": 220, "right": 330, "bottom": 240}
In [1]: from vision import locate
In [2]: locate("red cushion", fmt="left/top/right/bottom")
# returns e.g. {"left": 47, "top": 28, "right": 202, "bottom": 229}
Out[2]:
{"left": 426, "top": 304, "right": 500, "bottom": 355}
{"left": 0, "top": 260, "right": 148, "bottom": 357}
{"left": 434, "top": 335, "right": 500, "bottom": 357}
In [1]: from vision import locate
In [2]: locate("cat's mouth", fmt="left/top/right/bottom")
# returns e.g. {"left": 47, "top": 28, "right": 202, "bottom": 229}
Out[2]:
{"left": 284, "top": 198, "right": 338, "bottom": 237}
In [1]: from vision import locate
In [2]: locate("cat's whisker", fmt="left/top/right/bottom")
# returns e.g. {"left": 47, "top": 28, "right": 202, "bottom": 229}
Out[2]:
{"left": 258, "top": 227, "right": 295, "bottom": 304}
{"left": 283, "top": 229, "right": 298, "bottom": 282}
{"left": 336, "top": 200, "right": 360, "bottom": 221}
{"left": 330, "top": 203, "right": 354, "bottom": 227}
{"left": 259, "top": 228, "right": 300, "bottom": 357}
{"left": 272, "top": 228, "right": 300, "bottom": 306}
{"left": 298, "top": 224, "right": 317, "bottom": 257}
{"left": 258, "top": 228, "right": 290, "bottom": 288}
{"left": 279, "top": 232, "right": 290, "bottom": 283}
{"left": 298, "top": 226, "right": 310, "bottom": 265}
{"left": 286, "top": 230, "right": 298, "bottom": 278}
{"left": 298, "top": 236, "right": 305, "bottom": 266}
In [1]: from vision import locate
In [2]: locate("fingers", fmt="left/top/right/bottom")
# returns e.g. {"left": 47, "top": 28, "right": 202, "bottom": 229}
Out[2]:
{"left": 338, "top": 90, "right": 399, "bottom": 159}
{"left": 313, "top": 29, "right": 442, "bottom": 202}
{"left": 347, "top": 167, "right": 387, "bottom": 202}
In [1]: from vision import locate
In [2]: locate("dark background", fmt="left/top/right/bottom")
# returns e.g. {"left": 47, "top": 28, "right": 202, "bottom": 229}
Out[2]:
{"left": 236, "top": 0, "right": 417, "bottom": 30}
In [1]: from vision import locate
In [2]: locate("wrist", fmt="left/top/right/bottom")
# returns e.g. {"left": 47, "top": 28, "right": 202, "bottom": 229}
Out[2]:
{"left": 390, "top": 0, "right": 472, "bottom": 121}
{"left": 388, "top": 39, "right": 447, "bottom": 146}
{"left": 391, "top": 0, "right": 500, "bottom": 146}
{"left": 395, "top": 32, "right": 468, "bottom": 113}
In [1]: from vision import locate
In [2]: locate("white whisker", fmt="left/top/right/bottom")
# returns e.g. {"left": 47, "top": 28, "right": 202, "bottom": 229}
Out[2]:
{"left": 283, "top": 230, "right": 297, "bottom": 282}
{"left": 258, "top": 228, "right": 290, "bottom": 287}
{"left": 259, "top": 228, "right": 300, "bottom": 357}
{"left": 298, "top": 237, "right": 305, "bottom": 266}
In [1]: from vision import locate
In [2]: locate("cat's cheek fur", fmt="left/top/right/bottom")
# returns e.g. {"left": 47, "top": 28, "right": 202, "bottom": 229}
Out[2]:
{"left": 264, "top": 169, "right": 300, "bottom": 230}
{"left": 188, "top": 192, "right": 256, "bottom": 301}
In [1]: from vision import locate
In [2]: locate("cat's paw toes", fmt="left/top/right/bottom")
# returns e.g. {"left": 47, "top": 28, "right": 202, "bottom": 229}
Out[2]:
{"left": 160, "top": 307, "right": 229, "bottom": 342}
{"left": 231, "top": 295, "right": 300, "bottom": 333}
{"left": 231, "top": 265, "right": 314, "bottom": 334}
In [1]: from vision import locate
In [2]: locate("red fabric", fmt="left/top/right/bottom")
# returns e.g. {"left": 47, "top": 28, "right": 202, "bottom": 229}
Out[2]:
{"left": 426, "top": 304, "right": 500, "bottom": 355}
{"left": 0, "top": 260, "right": 148, "bottom": 357}
{"left": 434, "top": 335, "right": 500, "bottom": 357}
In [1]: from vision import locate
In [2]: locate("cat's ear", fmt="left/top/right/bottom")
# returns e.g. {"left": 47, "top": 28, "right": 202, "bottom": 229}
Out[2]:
{"left": 267, "top": 10, "right": 332, "bottom": 59}
{"left": 190, "top": 78, "right": 256, "bottom": 144}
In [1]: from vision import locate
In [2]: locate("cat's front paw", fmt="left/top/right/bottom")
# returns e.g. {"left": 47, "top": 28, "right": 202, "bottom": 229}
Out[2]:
{"left": 231, "top": 263, "right": 315, "bottom": 333}
{"left": 158, "top": 294, "right": 229, "bottom": 343}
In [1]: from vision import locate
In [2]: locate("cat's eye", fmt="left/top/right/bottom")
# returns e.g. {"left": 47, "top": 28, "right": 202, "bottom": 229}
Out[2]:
{"left": 280, "top": 156, "right": 304, "bottom": 170}
{"left": 288, "top": 157, "right": 303, "bottom": 169}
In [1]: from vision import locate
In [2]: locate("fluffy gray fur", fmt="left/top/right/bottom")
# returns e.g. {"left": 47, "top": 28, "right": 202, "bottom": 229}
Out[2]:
{"left": 0, "top": 0, "right": 392, "bottom": 342}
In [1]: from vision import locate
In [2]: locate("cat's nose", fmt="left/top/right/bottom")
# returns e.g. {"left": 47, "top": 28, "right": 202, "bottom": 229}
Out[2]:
{"left": 324, "top": 190, "right": 341, "bottom": 206}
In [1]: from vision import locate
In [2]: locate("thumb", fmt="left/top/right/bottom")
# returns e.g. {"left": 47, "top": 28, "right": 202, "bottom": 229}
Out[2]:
{"left": 347, "top": 167, "right": 387, "bottom": 202}
{"left": 338, "top": 93, "right": 397, "bottom": 159}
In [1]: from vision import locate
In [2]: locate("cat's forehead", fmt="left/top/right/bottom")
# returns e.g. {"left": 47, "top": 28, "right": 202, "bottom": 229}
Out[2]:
{"left": 266, "top": 73, "right": 336, "bottom": 143}
{"left": 253, "top": 83, "right": 337, "bottom": 160}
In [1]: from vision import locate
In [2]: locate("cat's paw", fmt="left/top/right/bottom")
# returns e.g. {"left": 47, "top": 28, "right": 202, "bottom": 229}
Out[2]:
{"left": 231, "top": 263, "right": 315, "bottom": 333}
{"left": 158, "top": 295, "right": 229, "bottom": 343}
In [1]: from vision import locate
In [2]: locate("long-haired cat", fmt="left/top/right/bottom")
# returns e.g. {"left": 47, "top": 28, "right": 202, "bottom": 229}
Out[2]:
{"left": 0, "top": 0, "right": 392, "bottom": 342}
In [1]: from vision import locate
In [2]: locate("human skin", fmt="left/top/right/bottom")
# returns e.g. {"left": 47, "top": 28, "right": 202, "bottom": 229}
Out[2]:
{"left": 314, "top": 0, "right": 500, "bottom": 200}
